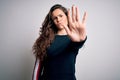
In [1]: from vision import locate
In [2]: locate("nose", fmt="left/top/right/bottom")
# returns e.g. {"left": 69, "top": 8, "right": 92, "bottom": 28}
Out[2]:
{"left": 56, "top": 17, "right": 61, "bottom": 23}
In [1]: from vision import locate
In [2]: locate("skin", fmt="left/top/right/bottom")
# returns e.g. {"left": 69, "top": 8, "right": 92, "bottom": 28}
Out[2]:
{"left": 52, "top": 5, "right": 87, "bottom": 42}
{"left": 52, "top": 8, "right": 68, "bottom": 35}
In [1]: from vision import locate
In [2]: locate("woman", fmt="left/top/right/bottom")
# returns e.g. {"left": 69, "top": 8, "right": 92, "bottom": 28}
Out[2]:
{"left": 32, "top": 4, "right": 87, "bottom": 80}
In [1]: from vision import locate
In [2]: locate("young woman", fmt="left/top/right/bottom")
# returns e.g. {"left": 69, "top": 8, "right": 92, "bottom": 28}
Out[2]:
{"left": 32, "top": 4, "right": 87, "bottom": 80}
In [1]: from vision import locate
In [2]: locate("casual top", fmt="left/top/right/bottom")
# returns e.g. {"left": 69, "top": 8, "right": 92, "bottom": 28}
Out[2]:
{"left": 40, "top": 35, "right": 87, "bottom": 80}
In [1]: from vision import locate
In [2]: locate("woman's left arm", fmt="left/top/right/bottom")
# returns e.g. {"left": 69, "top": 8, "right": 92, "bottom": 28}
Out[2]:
{"left": 63, "top": 5, "right": 87, "bottom": 42}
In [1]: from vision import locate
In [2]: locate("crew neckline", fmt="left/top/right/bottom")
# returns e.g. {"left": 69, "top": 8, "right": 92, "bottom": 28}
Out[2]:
{"left": 55, "top": 34, "right": 68, "bottom": 37}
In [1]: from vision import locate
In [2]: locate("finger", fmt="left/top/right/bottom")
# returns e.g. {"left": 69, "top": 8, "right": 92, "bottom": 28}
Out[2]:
{"left": 68, "top": 8, "right": 72, "bottom": 23}
{"left": 76, "top": 6, "right": 80, "bottom": 22}
{"left": 62, "top": 24, "right": 71, "bottom": 35}
{"left": 82, "top": 12, "right": 87, "bottom": 24}
{"left": 67, "top": 9, "right": 73, "bottom": 30}
{"left": 72, "top": 5, "right": 76, "bottom": 22}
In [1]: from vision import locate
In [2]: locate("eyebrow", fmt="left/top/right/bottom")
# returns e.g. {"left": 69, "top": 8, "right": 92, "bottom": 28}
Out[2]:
{"left": 52, "top": 14, "right": 63, "bottom": 19}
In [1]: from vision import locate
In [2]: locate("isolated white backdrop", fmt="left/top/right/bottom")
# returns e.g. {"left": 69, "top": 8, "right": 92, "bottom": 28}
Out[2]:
{"left": 0, "top": 0, "right": 120, "bottom": 80}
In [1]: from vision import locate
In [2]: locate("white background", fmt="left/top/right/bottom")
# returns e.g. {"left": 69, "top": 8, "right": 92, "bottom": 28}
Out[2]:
{"left": 0, "top": 0, "right": 120, "bottom": 80}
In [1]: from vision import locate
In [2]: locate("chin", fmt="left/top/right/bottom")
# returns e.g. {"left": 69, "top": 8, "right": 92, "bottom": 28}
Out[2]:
{"left": 57, "top": 25, "right": 64, "bottom": 29}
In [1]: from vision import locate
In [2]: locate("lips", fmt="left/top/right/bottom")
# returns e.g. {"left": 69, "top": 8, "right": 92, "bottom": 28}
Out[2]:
{"left": 57, "top": 23, "right": 62, "bottom": 26}
{"left": 57, "top": 22, "right": 63, "bottom": 25}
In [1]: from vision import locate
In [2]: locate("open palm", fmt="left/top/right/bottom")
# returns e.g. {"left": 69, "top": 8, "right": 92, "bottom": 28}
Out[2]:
{"left": 63, "top": 5, "right": 87, "bottom": 42}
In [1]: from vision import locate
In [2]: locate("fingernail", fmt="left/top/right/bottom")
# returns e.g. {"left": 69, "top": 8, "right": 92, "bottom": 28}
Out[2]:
{"left": 72, "top": 4, "right": 75, "bottom": 6}
{"left": 68, "top": 8, "right": 70, "bottom": 11}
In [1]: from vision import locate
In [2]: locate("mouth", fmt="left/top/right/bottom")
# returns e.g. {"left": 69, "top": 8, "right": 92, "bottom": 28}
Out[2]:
{"left": 57, "top": 22, "right": 63, "bottom": 25}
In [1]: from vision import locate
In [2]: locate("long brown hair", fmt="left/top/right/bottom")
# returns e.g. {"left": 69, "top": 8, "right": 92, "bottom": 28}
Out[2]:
{"left": 32, "top": 4, "right": 68, "bottom": 61}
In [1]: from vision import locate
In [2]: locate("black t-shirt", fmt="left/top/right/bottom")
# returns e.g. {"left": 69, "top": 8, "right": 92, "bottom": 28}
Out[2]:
{"left": 40, "top": 35, "right": 87, "bottom": 80}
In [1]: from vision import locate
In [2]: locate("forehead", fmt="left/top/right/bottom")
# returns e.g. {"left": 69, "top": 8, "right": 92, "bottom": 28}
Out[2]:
{"left": 52, "top": 9, "right": 65, "bottom": 17}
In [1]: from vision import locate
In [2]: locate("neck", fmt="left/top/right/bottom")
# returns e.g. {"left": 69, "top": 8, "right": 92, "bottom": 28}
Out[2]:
{"left": 57, "top": 29, "right": 67, "bottom": 35}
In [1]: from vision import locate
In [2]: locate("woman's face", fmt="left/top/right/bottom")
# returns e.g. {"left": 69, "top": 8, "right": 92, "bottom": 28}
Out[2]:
{"left": 52, "top": 9, "right": 68, "bottom": 30}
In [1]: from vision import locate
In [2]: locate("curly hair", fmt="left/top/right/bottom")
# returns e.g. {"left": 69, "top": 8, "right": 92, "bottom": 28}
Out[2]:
{"left": 32, "top": 4, "right": 68, "bottom": 61}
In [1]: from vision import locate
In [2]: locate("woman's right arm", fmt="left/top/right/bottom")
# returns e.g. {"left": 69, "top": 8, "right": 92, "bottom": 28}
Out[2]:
{"left": 32, "top": 58, "right": 43, "bottom": 80}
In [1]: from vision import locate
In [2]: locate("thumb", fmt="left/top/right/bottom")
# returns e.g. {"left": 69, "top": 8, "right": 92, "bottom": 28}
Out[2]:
{"left": 62, "top": 24, "right": 70, "bottom": 35}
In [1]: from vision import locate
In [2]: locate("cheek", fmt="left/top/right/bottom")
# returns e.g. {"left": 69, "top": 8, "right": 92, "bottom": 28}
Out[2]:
{"left": 53, "top": 20, "right": 57, "bottom": 25}
{"left": 63, "top": 17, "right": 68, "bottom": 25}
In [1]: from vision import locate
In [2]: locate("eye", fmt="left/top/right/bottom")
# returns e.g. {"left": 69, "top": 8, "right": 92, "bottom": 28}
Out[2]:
{"left": 52, "top": 17, "right": 57, "bottom": 20}
{"left": 59, "top": 14, "right": 63, "bottom": 17}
